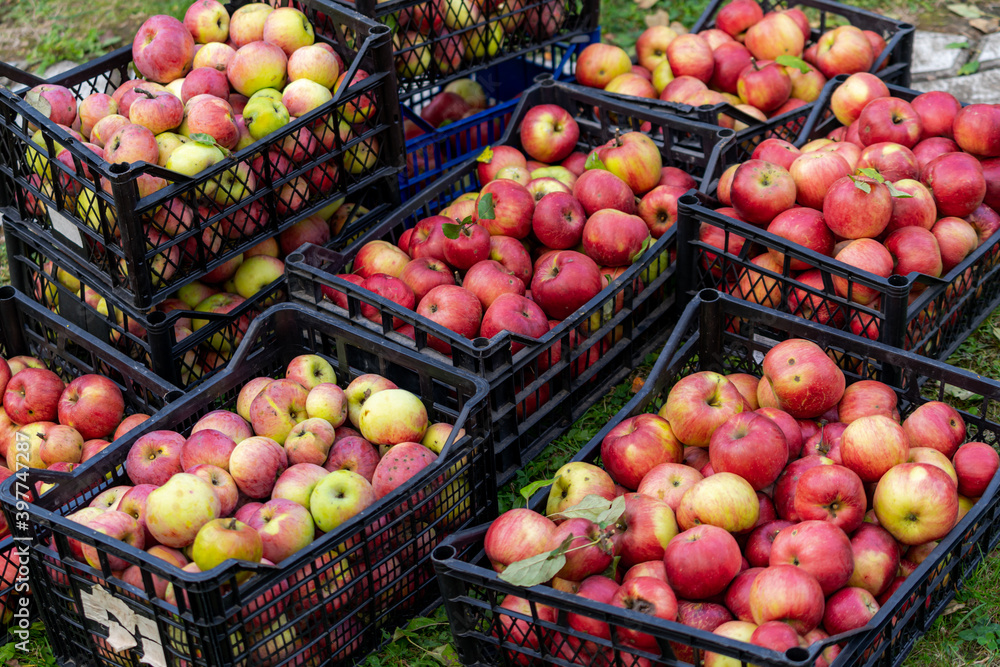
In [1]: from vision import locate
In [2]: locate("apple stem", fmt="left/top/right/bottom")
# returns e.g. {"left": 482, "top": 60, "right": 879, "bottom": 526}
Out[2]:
{"left": 614, "top": 127, "right": 623, "bottom": 147}
{"left": 750, "top": 58, "right": 761, "bottom": 72}
{"left": 134, "top": 88, "right": 155, "bottom": 99}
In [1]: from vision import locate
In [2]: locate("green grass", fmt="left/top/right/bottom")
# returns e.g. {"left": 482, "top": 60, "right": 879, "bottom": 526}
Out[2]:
{"left": 1, "top": 0, "right": 185, "bottom": 75}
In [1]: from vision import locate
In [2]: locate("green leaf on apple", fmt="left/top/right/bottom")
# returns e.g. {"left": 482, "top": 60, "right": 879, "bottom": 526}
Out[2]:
{"left": 499, "top": 536, "right": 572, "bottom": 587}
{"left": 548, "top": 494, "right": 614, "bottom": 522}
{"left": 519, "top": 476, "right": 557, "bottom": 502}
{"left": 852, "top": 178, "right": 871, "bottom": 194}
{"left": 958, "top": 60, "right": 980, "bottom": 76}
{"left": 442, "top": 223, "right": 462, "bottom": 240}
{"left": 477, "top": 146, "right": 494, "bottom": 163}
{"left": 775, "top": 55, "right": 811, "bottom": 73}
{"left": 886, "top": 182, "right": 914, "bottom": 198}
{"left": 595, "top": 495, "right": 627, "bottom": 527}
{"left": 478, "top": 192, "right": 496, "bottom": 221}
{"left": 584, "top": 151, "right": 606, "bottom": 171}
{"left": 631, "top": 236, "right": 652, "bottom": 263}
{"left": 601, "top": 555, "right": 621, "bottom": 578}
{"left": 191, "top": 132, "right": 219, "bottom": 147}
{"left": 24, "top": 91, "right": 52, "bottom": 119}
{"left": 856, "top": 167, "right": 885, "bottom": 184}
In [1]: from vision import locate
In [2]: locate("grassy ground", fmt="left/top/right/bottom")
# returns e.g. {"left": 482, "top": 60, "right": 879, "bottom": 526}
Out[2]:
{"left": 3, "top": 0, "right": 1000, "bottom": 665}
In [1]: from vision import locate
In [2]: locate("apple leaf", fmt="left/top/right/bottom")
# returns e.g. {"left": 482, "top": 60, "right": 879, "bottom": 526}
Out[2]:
{"left": 601, "top": 555, "right": 621, "bottom": 578}
{"left": 775, "top": 55, "right": 811, "bottom": 73}
{"left": 631, "top": 236, "right": 653, "bottom": 263}
{"left": 24, "top": 91, "right": 52, "bottom": 119}
{"left": 549, "top": 494, "right": 614, "bottom": 522}
{"left": 499, "top": 536, "right": 572, "bottom": 587}
{"left": 584, "top": 151, "right": 606, "bottom": 171}
{"left": 442, "top": 222, "right": 462, "bottom": 240}
{"left": 944, "top": 385, "right": 982, "bottom": 402}
{"left": 947, "top": 41, "right": 971, "bottom": 49}
{"left": 886, "top": 182, "right": 914, "bottom": 198}
{"left": 852, "top": 178, "right": 871, "bottom": 194}
{"left": 519, "top": 476, "right": 557, "bottom": 502}
{"left": 856, "top": 167, "right": 885, "bottom": 184}
{"left": 478, "top": 192, "right": 496, "bottom": 221}
{"left": 595, "top": 495, "right": 627, "bottom": 527}
{"left": 190, "top": 132, "right": 218, "bottom": 147}
{"left": 477, "top": 146, "right": 494, "bottom": 163}
{"left": 958, "top": 60, "right": 980, "bottom": 76}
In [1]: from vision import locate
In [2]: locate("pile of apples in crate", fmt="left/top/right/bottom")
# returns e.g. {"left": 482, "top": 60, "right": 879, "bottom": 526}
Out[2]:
{"left": 389, "top": 0, "right": 567, "bottom": 81}
{"left": 56, "top": 354, "right": 461, "bottom": 658}
{"left": 24, "top": 0, "right": 378, "bottom": 283}
{"left": 486, "top": 339, "right": 1000, "bottom": 665}
{"left": 574, "top": 0, "right": 889, "bottom": 126}
{"left": 328, "top": 106, "right": 692, "bottom": 358}
{"left": 711, "top": 73, "right": 1000, "bottom": 334}
{"left": 0, "top": 357, "right": 151, "bottom": 586}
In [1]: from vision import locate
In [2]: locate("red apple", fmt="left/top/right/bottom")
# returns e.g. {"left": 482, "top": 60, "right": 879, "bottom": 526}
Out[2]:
{"left": 788, "top": 151, "right": 852, "bottom": 210}
{"left": 749, "top": 564, "right": 825, "bottom": 634}
{"left": 479, "top": 293, "right": 548, "bottom": 353}
{"left": 952, "top": 442, "right": 999, "bottom": 498}
{"left": 857, "top": 98, "right": 922, "bottom": 148}
{"left": 770, "top": 520, "right": 854, "bottom": 596}
{"left": 415, "top": 285, "right": 483, "bottom": 354}
{"left": 663, "top": 525, "right": 741, "bottom": 600}
{"left": 921, "top": 152, "right": 986, "bottom": 218}
{"left": 840, "top": 415, "right": 910, "bottom": 483}
{"left": 729, "top": 159, "right": 796, "bottom": 225}
{"left": 793, "top": 463, "right": 866, "bottom": 533}
{"left": 709, "top": 412, "right": 788, "bottom": 490}
{"left": 530, "top": 251, "right": 602, "bottom": 320}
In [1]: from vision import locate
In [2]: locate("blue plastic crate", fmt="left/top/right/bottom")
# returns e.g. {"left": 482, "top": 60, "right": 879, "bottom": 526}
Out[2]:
{"left": 399, "top": 30, "right": 599, "bottom": 202}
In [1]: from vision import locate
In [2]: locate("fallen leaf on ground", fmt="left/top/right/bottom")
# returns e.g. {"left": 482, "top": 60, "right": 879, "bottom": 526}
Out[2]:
{"left": 644, "top": 9, "right": 670, "bottom": 27}
{"left": 970, "top": 17, "right": 999, "bottom": 33}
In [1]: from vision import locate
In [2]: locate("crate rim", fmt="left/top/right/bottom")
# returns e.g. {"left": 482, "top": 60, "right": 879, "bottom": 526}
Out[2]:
{"left": 0, "top": 301, "right": 492, "bottom": 595}
{"left": 677, "top": 192, "right": 1000, "bottom": 314}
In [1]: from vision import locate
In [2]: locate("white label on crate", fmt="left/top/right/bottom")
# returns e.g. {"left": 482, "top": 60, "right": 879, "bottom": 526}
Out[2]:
{"left": 751, "top": 332, "right": 783, "bottom": 365}
{"left": 48, "top": 208, "right": 84, "bottom": 249}
{"left": 80, "top": 584, "right": 167, "bottom": 667}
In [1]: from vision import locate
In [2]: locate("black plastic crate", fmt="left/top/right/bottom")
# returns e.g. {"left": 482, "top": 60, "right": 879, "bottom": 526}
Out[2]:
{"left": 287, "top": 77, "right": 734, "bottom": 484}
{"left": 676, "top": 175, "right": 1000, "bottom": 360}
{"left": 0, "top": 302, "right": 497, "bottom": 667}
{"left": 0, "top": 0, "right": 405, "bottom": 310}
{"left": 432, "top": 289, "right": 1000, "bottom": 667}
{"left": 400, "top": 31, "right": 598, "bottom": 202}
{"left": 0, "top": 285, "right": 180, "bottom": 646}
{"left": 329, "top": 0, "right": 598, "bottom": 103}
{"left": 692, "top": 0, "right": 915, "bottom": 86}
{"left": 4, "top": 217, "right": 284, "bottom": 389}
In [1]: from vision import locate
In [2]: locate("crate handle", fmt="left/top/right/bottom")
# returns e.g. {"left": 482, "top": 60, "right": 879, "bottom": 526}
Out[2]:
{"left": 0, "top": 60, "right": 46, "bottom": 89}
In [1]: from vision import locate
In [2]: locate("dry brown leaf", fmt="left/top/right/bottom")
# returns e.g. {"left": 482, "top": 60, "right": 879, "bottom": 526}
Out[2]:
{"left": 644, "top": 9, "right": 670, "bottom": 28}
{"left": 631, "top": 376, "right": 646, "bottom": 393}
{"left": 671, "top": 20, "right": 689, "bottom": 35}
{"left": 634, "top": 0, "right": 658, "bottom": 10}
{"left": 970, "top": 17, "right": 1000, "bottom": 33}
